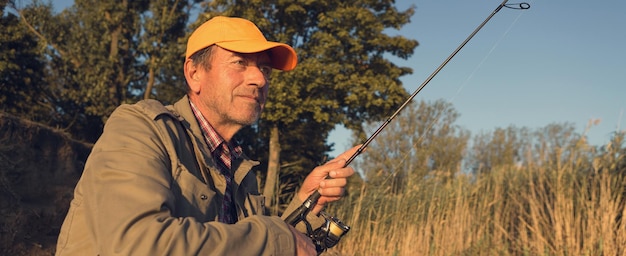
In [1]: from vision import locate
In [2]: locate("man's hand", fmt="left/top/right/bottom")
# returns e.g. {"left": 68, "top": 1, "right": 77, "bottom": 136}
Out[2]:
{"left": 288, "top": 224, "right": 316, "bottom": 255}
{"left": 297, "top": 145, "right": 361, "bottom": 214}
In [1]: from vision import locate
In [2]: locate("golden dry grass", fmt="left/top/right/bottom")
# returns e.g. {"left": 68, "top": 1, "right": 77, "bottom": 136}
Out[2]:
{"left": 325, "top": 138, "right": 626, "bottom": 256}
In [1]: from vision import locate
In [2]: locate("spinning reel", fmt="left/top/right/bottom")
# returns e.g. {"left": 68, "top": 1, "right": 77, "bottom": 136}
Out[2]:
{"left": 284, "top": 192, "right": 349, "bottom": 254}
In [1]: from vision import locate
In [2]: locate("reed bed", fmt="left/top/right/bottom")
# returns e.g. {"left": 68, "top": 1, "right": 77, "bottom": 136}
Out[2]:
{"left": 324, "top": 135, "right": 626, "bottom": 256}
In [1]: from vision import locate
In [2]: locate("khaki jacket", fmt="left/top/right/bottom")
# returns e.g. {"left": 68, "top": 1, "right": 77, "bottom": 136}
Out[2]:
{"left": 56, "top": 96, "right": 322, "bottom": 255}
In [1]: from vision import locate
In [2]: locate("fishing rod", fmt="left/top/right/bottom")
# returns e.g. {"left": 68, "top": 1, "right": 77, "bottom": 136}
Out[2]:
{"left": 285, "top": 0, "right": 530, "bottom": 253}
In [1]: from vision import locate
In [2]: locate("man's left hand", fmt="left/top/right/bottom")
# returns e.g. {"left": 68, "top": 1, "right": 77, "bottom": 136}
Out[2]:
{"left": 297, "top": 145, "right": 361, "bottom": 214}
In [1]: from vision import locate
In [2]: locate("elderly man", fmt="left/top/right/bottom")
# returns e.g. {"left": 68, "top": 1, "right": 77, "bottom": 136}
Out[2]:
{"left": 56, "top": 16, "right": 357, "bottom": 255}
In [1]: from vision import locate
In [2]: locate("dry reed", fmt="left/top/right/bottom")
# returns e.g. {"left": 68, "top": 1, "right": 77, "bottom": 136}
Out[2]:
{"left": 324, "top": 135, "right": 626, "bottom": 256}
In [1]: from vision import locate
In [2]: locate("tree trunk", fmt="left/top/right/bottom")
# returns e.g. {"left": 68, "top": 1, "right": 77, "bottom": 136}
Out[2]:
{"left": 144, "top": 63, "right": 155, "bottom": 100}
{"left": 263, "top": 125, "right": 281, "bottom": 211}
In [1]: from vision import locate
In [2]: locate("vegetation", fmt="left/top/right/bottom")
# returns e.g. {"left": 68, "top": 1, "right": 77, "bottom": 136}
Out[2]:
{"left": 0, "top": 113, "right": 91, "bottom": 255}
{"left": 323, "top": 104, "right": 626, "bottom": 256}
{"left": 196, "top": 0, "right": 417, "bottom": 210}
{"left": 1, "top": 0, "right": 417, "bottom": 212}
{"left": 2, "top": 1, "right": 625, "bottom": 256}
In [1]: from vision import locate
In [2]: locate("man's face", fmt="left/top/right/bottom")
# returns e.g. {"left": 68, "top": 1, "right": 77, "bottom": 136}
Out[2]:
{"left": 192, "top": 46, "right": 272, "bottom": 129}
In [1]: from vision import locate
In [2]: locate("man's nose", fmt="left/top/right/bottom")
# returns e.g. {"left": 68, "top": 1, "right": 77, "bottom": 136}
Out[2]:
{"left": 247, "top": 65, "right": 269, "bottom": 88}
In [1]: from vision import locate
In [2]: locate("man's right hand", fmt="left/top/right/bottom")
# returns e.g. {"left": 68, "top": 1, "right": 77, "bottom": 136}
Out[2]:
{"left": 288, "top": 224, "right": 316, "bottom": 255}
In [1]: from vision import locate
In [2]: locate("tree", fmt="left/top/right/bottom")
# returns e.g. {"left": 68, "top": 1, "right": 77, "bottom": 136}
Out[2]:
{"left": 6, "top": 0, "right": 196, "bottom": 141}
{"left": 138, "top": 0, "right": 197, "bottom": 103}
{"left": 533, "top": 122, "right": 581, "bottom": 169}
{"left": 4, "top": 0, "right": 418, "bottom": 211}
{"left": 0, "top": 2, "right": 47, "bottom": 121}
{"left": 5, "top": 0, "right": 144, "bottom": 140}
{"left": 468, "top": 126, "right": 530, "bottom": 174}
{"left": 235, "top": 115, "right": 335, "bottom": 213}
{"left": 198, "top": 0, "right": 418, "bottom": 209}
{"left": 353, "top": 100, "right": 469, "bottom": 192}
{"left": 467, "top": 122, "right": 593, "bottom": 174}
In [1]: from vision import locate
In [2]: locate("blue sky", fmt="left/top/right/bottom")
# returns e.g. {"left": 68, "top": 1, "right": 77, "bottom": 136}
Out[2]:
{"left": 330, "top": 0, "right": 626, "bottom": 156}
{"left": 50, "top": 0, "right": 625, "bottom": 156}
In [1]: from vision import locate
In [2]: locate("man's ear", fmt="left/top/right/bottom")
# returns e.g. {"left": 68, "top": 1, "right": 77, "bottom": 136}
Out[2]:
{"left": 184, "top": 59, "right": 201, "bottom": 93}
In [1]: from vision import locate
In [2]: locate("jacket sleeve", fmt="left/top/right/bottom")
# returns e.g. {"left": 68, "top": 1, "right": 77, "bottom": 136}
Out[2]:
{"left": 80, "top": 104, "right": 296, "bottom": 255}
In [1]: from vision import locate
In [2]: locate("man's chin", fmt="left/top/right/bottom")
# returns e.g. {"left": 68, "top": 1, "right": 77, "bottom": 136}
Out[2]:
{"left": 236, "top": 113, "right": 261, "bottom": 126}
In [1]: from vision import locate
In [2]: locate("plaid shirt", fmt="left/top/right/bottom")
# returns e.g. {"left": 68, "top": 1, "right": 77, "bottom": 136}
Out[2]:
{"left": 189, "top": 100, "right": 242, "bottom": 224}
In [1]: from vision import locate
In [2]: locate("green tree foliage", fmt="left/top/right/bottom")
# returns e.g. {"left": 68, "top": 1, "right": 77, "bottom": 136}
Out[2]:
{"left": 5, "top": 0, "right": 194, "bottom": 141}
{"left": 39, "top": 0, "right": 149, "bottom": 140}
{"left": 354, "top": 100, "right": 469, "bottom": 191}
{"left": 0, "top": 2, "right": 47, "bottom": 121}
{"left": 198, "top": 0, "right": 418, "bottom": 208}
{"left": 138, "top": 0, "right": 193, "bottom": 102}
{"left": 3, "top": 0, "right": 417, "bottom": 211}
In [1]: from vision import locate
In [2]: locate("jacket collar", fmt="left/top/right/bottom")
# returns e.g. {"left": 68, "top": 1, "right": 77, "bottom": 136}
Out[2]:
{"left": 171, "top": 95, "right": 259, "bottom": 185}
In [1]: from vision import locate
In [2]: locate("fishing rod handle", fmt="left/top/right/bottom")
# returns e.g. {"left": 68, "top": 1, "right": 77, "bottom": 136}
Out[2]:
{"left": 285, "top": 190, "right": 321, "bottom": 225}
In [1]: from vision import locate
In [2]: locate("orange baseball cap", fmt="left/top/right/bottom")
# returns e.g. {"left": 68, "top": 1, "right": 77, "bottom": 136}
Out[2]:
{"left": 186, "top": 16, "right": 298, "bottom": 71}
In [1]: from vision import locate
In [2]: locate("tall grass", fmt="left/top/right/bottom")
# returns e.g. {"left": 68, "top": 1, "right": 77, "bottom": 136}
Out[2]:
{"left": 324, "top": 134, "right": 626, "bottom": 255}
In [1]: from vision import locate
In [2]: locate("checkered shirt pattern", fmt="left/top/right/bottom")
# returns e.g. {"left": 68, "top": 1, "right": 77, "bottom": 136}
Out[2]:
{"left": 189, "top": 101, "right": 242, "bottom": 224}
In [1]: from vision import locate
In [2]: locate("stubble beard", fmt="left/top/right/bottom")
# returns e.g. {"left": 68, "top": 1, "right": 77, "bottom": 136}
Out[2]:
{"left": 227, "top": 103, "right": 262, "bottom": 127}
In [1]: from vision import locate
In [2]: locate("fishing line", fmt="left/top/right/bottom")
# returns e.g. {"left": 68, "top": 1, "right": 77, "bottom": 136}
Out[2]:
{"left": 285, "top": 2, "right": 531, "bottom": 249}
{"left": 450, "top": 3, "right": 529, "bottom": 103}
{"left": 372, "top": 1, "right": 533, "bottom": 176}
{"left": 344, "top": 0, "right": 530, "bottom": 167}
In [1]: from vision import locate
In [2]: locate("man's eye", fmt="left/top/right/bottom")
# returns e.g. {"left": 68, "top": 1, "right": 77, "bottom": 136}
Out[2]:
{"left": 260, "top": 65, "right": 272, "bottom": 76}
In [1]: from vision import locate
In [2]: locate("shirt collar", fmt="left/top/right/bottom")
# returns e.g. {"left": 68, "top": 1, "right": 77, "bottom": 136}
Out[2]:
{"left": 189, "top": 100, "right": 242, "bottom": 157}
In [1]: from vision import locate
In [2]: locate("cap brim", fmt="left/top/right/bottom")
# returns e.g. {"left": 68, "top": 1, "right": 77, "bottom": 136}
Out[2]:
{"left": 216, "top": 41, "right": 298, "bottom": 71}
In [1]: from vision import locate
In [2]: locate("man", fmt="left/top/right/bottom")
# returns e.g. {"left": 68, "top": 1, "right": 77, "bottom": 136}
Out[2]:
{"left": 55, "top": 16, "right": 358, "bottom": 255}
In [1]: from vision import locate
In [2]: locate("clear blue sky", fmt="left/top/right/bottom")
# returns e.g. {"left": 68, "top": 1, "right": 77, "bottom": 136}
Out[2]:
{"left": 330, "top": 0, "right": 626, "bottom": 156}
{"left": 50, "top": 0, "right": 625, "bottom": 156}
